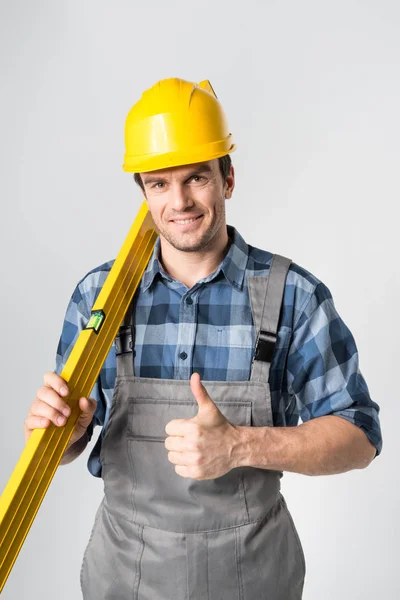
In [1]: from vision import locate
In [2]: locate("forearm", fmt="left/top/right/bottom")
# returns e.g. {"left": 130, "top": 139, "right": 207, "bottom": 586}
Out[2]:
{"left": 59, "top": 431, "right": 89, "bottom": 465}
{"left": 234, "top": 415, "right": 377, "bottom": 476}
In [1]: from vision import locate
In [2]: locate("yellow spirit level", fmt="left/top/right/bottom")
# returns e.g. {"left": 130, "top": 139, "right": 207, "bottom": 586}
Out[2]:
{"left": 0, "top": 201, "right": 157, "bottom": 592}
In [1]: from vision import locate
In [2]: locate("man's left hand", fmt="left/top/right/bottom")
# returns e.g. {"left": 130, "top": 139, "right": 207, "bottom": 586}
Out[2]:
{"left": 165, "top": 373, "right": 241, "bottom": 480}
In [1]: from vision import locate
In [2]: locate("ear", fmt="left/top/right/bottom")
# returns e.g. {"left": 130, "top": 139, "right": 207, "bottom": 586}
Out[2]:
{"left": 224, "top": 164, "right": 235, "bottom": 199}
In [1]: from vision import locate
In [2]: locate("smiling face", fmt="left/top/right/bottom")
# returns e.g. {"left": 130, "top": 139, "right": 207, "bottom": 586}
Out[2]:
{"left": 140, "top": 159, "right": 235, "bottom": 253}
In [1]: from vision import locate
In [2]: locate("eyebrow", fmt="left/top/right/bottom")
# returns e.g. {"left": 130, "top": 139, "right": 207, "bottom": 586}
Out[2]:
{"left": 142, "top": 164, "right": 213, "bottom": 186}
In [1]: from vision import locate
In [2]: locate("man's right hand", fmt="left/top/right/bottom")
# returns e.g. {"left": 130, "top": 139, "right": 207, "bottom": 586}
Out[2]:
{"left": 25, "top": 371, "right": 97, "bottom": 452}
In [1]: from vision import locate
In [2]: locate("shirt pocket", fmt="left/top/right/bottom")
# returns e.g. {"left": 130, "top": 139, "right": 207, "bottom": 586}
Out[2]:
{"left": 217, "top": 325, "right": 255, "bottom": 349}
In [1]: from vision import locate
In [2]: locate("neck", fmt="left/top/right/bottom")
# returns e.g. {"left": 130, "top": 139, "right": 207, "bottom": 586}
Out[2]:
{"left": 159, "top": 225, "right": 230, "bottom": 288}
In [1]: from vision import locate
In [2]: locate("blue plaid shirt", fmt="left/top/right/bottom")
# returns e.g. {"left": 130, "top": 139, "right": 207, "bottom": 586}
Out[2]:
{"left": 55, "top": 226, "right": 382, "bottom": 477}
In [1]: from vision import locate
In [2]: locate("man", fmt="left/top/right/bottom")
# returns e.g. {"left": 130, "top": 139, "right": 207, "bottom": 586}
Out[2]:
{"left": 24, "top": 78, "right": 382, "bottom": 599}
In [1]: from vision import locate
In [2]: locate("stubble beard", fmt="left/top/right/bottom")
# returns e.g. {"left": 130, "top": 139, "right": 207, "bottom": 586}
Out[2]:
{"left": 156, "top": 203, "right": 226, "bottom": 253}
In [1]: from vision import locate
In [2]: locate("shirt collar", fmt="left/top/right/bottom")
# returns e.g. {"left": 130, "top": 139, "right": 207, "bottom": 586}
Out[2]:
{"left": 141, "top": 236, "right": 164, "bottom": 292}
{"left": 141, "top": 225, "right": 249, "bottom": 292}
{"left": 220, "top": 225, "right": 249, "bottom": 290}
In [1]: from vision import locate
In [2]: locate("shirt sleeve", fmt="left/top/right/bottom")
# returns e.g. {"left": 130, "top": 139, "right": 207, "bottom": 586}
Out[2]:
{"left": 54, "top": 281, "right": 106, "bottom": 440}
{"left": 286, "top": 281, "right": 382, "bottom": 456}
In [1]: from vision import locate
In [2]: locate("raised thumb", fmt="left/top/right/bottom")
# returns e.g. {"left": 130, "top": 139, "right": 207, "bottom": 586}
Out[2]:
{"left": 190, "top": 372, "right": 220, "bottom": 421}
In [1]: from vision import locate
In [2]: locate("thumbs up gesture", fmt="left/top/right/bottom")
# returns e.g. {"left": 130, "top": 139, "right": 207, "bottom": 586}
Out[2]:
{"left": 165, "top": 373, "right": 242, "bottom": 480}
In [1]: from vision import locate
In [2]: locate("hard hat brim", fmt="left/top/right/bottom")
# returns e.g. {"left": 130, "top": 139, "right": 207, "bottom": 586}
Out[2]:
{"left": 123, "top": 141, "right": 236, "bottom": 173}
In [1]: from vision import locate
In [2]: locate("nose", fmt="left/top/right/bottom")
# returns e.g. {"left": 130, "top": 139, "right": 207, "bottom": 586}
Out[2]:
{"left": 170, "top": 182, "right": 194, "bottom": 212}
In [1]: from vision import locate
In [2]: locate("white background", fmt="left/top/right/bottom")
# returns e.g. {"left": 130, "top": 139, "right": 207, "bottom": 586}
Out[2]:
{"left": 0, "top": 1, "right": 398, "bottom": 598}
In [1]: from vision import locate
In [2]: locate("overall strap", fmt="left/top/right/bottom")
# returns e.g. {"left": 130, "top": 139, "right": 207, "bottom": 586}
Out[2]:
{"left": 114, "top": 254, "right": 291, "bottom": 380}
{"left": 248, "top": 254, "right": 292, "bottom": 383}
{"left": 114, "top": 294, "right": 136, "bottom": 377}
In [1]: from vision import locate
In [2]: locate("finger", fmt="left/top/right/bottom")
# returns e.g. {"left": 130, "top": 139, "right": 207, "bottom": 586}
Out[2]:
{"left": 190, "top": 373, "right": 216, "bottom": 412}
{"left": 169, "top": 451, "right": 203, "bottom": 467}
{"left": 36, "top": 385, "right": 71, "bottom": 417}
{"left": 76, "top": 397, "right": 97, "bottom": 428}
{"left": 164, "top": 436, "right": 185, "bottom": 452}
{"left": 30, "top": 398, "right": 69, "bottom": 427}
{"left": 167, "top": 451, "right": 188, "bottom": 466}
{"left": 25, "top": 415, "right": 51, "bottom": 432}
{"left": 174, "top": 465, "right": 190, "bottom": 478}
{"left": 165, "top": 418, "right": 193, "bottom": 436}
{"left": 190, "top": 372, "right": 209, "bottom": 398}
{"left": 78, "top": 397, "right": 97, "bottom": 417}
{"left": 43, "top": 371, "right": 69, "bottom": 397}
{"left": 190, "top": 372, "right": 205, "bottom": 395}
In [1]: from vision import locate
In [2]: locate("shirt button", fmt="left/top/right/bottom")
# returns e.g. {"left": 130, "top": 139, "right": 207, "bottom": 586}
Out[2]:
{"left": 179, "top": 351, "right": 188, "bottom": 360}
{"left": 186, "top": 297, "right": 193, "bottom": 305}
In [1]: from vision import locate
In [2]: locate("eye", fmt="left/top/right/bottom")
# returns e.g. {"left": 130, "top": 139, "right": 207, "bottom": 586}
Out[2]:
{"left": 190, "top": 176, "right": 204, "bottom": 183}
{"left": 152, "top": 182, "right": 165, "bottom": 189}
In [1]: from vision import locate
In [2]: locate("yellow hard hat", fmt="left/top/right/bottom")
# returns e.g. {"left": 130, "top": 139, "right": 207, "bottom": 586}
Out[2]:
{"left": 122, "top": 78, "right": 236, "bottom": 173}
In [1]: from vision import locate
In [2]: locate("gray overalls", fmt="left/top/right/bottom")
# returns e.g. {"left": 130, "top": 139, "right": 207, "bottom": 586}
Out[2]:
{"left": 80, "top": 254, "right": 306, "bottom": 599}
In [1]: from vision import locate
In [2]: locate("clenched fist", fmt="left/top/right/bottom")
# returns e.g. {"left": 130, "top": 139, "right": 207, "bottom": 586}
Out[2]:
{"left": 25, "top": 371, "right": 96, "bottom": 461}
{"left": 165, "top": 373, "right": 242, "bottom": 480}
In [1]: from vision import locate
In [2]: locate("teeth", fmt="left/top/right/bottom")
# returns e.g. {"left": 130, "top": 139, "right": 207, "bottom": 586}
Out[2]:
{"left": 174, "top": 217, "right": 199, "bottom": 224}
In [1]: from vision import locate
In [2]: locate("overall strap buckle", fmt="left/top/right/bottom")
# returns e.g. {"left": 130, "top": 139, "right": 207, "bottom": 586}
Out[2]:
{"left": 115, "top": 325, "right": 133, "bottom": 355}
{"left": 254, "top": 330, "right": 277, "bottom": 363}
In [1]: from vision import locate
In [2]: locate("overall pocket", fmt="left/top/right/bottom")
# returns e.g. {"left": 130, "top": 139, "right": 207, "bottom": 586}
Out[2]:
{"left": 127, "top": 397, "right": 252, "bottom": 533}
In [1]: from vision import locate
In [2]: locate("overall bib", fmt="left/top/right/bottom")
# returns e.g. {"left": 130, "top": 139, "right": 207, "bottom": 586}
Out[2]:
{"left": 80, "top": 254, "right": 306, "bottom": 599}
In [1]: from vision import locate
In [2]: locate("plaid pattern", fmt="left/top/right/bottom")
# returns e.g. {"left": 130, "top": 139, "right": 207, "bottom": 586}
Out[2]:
{"left": 55, "top": 226, "right": 382, "bottom": 477}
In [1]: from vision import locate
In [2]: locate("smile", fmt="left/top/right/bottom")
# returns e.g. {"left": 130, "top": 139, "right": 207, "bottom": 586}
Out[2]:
{"left": 171, "top": 216, "right": 202, "bottom": 225}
